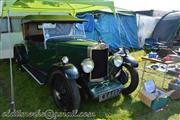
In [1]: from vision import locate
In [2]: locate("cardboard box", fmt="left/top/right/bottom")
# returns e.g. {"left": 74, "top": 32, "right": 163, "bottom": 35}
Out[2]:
{"left": 139, "top": 80, "right": 174, "bottom": 110}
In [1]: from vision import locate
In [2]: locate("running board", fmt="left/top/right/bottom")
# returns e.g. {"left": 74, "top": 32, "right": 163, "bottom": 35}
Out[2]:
{"left": 21, "top": 64, "right": 46, "bottom": 85}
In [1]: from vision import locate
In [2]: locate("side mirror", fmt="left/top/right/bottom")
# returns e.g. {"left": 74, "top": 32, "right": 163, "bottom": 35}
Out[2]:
{"left": 125, "top": 48, "right": 130, "bottom": 55}
{"left": 122, "top": 48, "right": 129, "bottom": 55}
{"left": 62, "top": 56, "right": 69, "bottom": 64}
{"left": 114, "top": 48, "right": 125, "bottom": 56}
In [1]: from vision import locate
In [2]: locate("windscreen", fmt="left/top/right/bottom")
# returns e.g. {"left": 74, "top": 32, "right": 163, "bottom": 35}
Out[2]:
{"left": 42, "top": 23, "right": 86, "bottom": 41}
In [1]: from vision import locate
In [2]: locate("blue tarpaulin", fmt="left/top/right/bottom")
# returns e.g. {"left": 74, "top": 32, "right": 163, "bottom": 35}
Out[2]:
{"left": 78, "top": 12, "right": 139, "bottom": 51}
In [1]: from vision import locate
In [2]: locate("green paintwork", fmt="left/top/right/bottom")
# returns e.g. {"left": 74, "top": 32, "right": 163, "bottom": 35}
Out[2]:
{"left": 28, "top": 39, "right": 97, "bottom": 71}
{"left": 58, "top": 40, "right": 97, "bottom": 46}
{"left": 21, "top": 14, "right": 123, "bottom": 99}
{"left": 25, "top": 32, "right": 124, "bottom": 98}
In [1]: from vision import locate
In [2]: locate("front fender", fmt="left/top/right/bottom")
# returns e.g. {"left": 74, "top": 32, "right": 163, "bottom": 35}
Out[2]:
{"left": 124, "top": 55, "right": 139, "bottom": 68}
{"left": 50, "top": 63, "right": 79, "bottom": 80}
{"left": 63, "top": 64, "right": 79, "bottom": 80}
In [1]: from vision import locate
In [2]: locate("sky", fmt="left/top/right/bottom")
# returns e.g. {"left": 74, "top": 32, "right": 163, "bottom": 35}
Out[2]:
{"left": 113, "top": 0, "right": 180, "bottom": 11}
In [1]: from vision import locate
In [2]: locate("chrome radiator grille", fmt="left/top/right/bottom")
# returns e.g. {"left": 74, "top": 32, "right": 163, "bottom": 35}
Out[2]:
{"left": 89, "top": 43, "right": 108, "bottom": 81}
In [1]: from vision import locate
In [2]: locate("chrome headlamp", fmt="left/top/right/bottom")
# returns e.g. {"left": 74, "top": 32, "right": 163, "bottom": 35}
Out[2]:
{"left": 62, "top": 56, "right": 69, "bottom": 64}
{"left": 81, "top": 58, "right": 94, "bottom": 73}
{"left": 113, "top": 55, "right": 123, "bottom": 67}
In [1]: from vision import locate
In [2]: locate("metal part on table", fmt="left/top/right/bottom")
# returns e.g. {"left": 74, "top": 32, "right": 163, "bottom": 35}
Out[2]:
{"left": 141, "top": 56, "right": 180, "bottom": 89}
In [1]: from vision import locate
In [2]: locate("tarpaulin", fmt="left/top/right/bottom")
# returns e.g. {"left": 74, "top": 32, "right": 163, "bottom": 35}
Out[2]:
{"left": 78, "top": 13, "right": 94, "bottom": 32}
{"left": 78, "top": 12, "right": 139, "bottom": 50}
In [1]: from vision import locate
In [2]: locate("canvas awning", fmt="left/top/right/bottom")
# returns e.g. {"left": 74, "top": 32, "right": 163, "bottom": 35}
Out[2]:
{"left": 1, "top": 0, "right": 115, "bottom": 17}
{"left": 22, "top": 15, "right": 86, "bottom": 23}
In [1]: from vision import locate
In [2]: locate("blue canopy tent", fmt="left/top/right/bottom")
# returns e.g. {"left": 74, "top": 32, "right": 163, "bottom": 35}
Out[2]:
{"left": 77, "top": 11, "right": 139, "bottom": 51}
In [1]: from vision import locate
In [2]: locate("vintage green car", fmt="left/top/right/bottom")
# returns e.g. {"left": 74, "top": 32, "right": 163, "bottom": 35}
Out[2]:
{"left": 14, "top": 15, "right": 139, "bottom": 112}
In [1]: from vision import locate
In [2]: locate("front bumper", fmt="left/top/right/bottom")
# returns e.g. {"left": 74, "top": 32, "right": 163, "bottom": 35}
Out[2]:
{"left": 89, "top": 80, "right": 124, "bottom": 102}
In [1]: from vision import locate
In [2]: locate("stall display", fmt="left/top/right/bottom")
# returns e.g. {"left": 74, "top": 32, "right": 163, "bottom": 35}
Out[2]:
{"left": 140, "top": 54, "right": 180, "bottom": 110}
{"left": 167, "top": 66, "right": 180, "bottom": 76}
{"left": 146, "top": 63, "right": 177, "bottom": 72}
{"left": 141, "top": 56, "right": 179, "bottom": 88}
{"left": 168, "top": 76, "right": 180, "bottom": 100}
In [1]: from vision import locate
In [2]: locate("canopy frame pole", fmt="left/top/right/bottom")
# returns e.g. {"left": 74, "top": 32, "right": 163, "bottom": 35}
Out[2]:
{"left": 0, "top": 0, "right": 3, "bottom": 16}
{"left": 7, "top": 9, "right": 16, "bottom": 112}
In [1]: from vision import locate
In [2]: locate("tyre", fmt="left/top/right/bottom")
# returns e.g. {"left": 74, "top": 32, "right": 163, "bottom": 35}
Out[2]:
{"left": 50, "top": 71, "right": 80, "bottom": 112}
{"left": 14, "top": 45, "right": 28, "bottom": 66}
{"left": 14, "top": 46, "right": 25, "bottom": 70}
{"left": 118, "top": 64, "right": 139, "bottom": 95}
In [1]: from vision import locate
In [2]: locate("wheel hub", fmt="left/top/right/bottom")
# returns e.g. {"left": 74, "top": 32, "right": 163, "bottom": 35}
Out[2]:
{"left": 119, "top": 71, "right": 129, "bottom": 84}
{"left": 54, "top": 90, "right": 61, "bottom": 100}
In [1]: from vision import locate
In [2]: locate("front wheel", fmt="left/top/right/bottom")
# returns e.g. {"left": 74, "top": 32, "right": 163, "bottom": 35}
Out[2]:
{"left": 50, "top": 71, "right": 80, "bottom": 112}
{"left": 118, "top": 64, "right": 139, "bottom": 95}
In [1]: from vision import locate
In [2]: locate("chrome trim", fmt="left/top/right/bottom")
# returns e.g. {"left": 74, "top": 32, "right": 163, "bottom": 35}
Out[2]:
{"left": 91, "top": 77, "right": 104, "bottom": 82}
{"left": 90, "top": 43, "right": 108, "bottom": 50}
{"left": 21, "top": 65, "right": 44, "bottom": 85}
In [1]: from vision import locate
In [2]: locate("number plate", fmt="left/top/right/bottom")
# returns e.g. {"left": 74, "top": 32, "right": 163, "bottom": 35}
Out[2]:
{"left": 99, "top": 88, "right": 121, "bottom": 102}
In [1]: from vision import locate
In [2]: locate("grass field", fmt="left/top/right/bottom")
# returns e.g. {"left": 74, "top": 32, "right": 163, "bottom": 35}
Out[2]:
{"left": 0, "top": 50, "right": 179, "bottom": 120}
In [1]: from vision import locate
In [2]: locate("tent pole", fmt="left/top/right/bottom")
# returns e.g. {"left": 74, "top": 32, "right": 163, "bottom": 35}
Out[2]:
{"left": 0, "top": 0, "right": 3, "bottom": 16}
{"left": 7, "top": 9, "right": 16, "bottom": 112}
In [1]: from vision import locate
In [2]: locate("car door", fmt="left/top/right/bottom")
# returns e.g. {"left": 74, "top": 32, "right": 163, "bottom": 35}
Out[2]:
{"left": 26, "top": 36, "right": 47, "bottom": 69}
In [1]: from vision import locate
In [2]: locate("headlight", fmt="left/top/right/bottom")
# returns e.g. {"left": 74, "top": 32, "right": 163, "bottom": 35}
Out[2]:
{"left": 113, "top": 55, "right": 123, "bottom": 67}
{"left": 62, "top": 56, "right": 69, "bottom": 64}
{"left": 81, "top": 58, "right": 94, "bottom": 73}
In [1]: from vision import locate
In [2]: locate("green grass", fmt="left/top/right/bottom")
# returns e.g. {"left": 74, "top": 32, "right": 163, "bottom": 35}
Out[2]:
{"left": 0, "top": 50, "right": 179, "bottom": 120}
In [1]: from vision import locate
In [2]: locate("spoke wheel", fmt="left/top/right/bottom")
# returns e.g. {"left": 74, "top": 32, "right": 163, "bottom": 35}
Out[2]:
{"left": 118, "top": 64, "right": 139, "bottom": 95}
{"left": 51, "top": 71, "right": 80, "bottom": 112}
